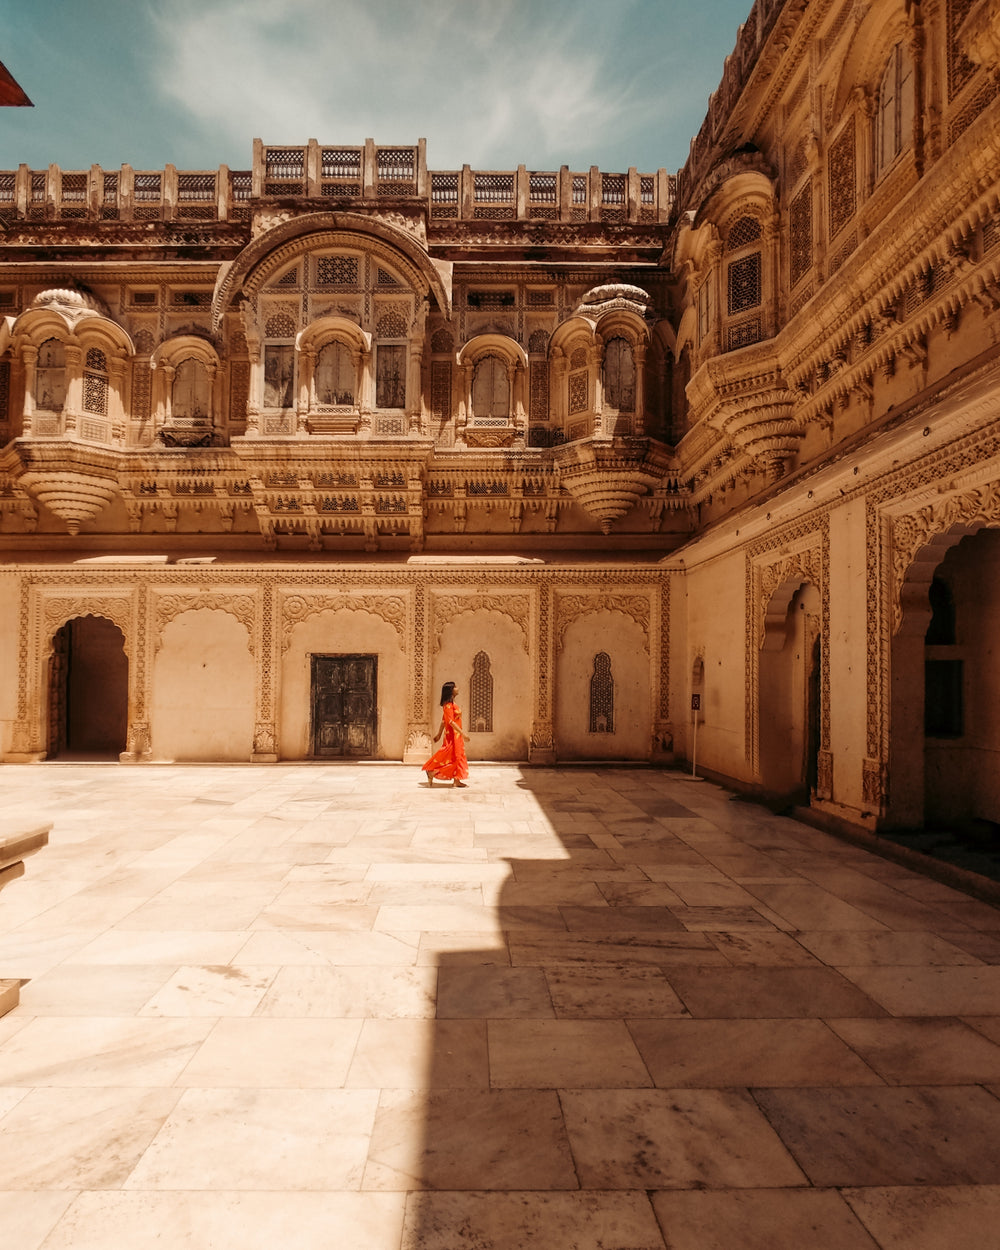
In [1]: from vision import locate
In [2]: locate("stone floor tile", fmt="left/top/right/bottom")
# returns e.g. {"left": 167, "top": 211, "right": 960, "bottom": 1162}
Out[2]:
{"left": 174, "top": 1017, "right": 362, "bottom": 1087}
{"left": 139, "top": 964, "right": 278, "bottom": 1016}
{"left": 670, "top": 906, "right": 776, "bottom": 930}
{"left": 707, "top": 931, "right": 822, "bottom": 966}
{"left": 256, "top": 964, "right": 437, "bottom": 1018}
{"left": 18, "top": 964, "right": 174, "bottom": 1016}
{"left": 64, "top": 928, "right": 251, "bottom": 966}
{"left": 0, "top": 1191, "right": 76, "bottom": 1250}
{"left": 649, "top": 1188, "right": 880, "bottom": 1250}
{"left": 559, "top": 905, "right": 686, "bottom": 932}
{"left": 754, "top": 1086, "right": 1000, "bottom": 1185}
{"left": 37, "top": 1190, "right": 407, "bottom": 1250}
{"left": 628, "top": 1018, "right": 883, "bottom": 1087}
{"left": 836, "top": 965, "right": 1000, "bottom": 1015}
{"left": 237, "top": 928, "right": 422, "bottom": 965}
{"left": 545, "top": 966, "right": 688, "bottom": 1018}
{"left": 346, "top": 1019, "right": 488, "bottom": 1089}
{"left": 828, "top": 1017, "right": 1000, "bottom": 1084}
{"left": 437, "top": 966, "right": 552, "bottom": 1018}
{"left": 743, "top": 883, "right": 890, "bottom": 931}
{"left": 367, "top": 881, "right": 484, "bottom": 906}
{"left": 402, "top": 1190, "right": 665, "bottom": 1250}
{"left": 363, "top": 1089, "right": 578, "bottom": 1190}
{"left": 124, "top": 1088, "right": 379, "bottom": 1190}
{"left": 416, "top": 932, "right": 511, "bottom": 965}
{"left": 939, "top": 930, "right": 1000, "bottom": 963}
{"left": 508, "top": 933, "right": 729, "bottom": 968}
{"left": 561, "top": 1088, "right": 807, "bottom": 1189}
{"left": 488, "top": 1020, "right": 652, "bottom": 1088}
{"left": 841, "top": 1186, "right": 1000, "bottom": 1250}
{"left": 594, "top": 881, "right": 686, "bottom": 906}
{"left": 794, "top": 930, "right": 983, "bottom": 967}
{"left": 663, "top": 966, "right": 885, "bottom": 1018}
{"left": 669, "top": 880, "right": 760, "bottom": 906}
{"left": 0, "top": 1015, "right": 213, "bottom": 1085}
{"left": 0, "top": 1085, "right": 30, "bottom": 1117}
{"left": 0, "top": 1086, "right": 181, "bottom": 1188}
{"left": 964, "top": 1016, "right": 1000, "bottom": 1044}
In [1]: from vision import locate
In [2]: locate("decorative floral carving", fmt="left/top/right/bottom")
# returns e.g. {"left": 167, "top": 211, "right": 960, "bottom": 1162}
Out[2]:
{"left": 554, "top": 592, "right": 651, "bottom": 651}
{"left": 281, "top": 591, "right": 407, "bottom": 649}
{"left": 432, "top": 592, "right": 530, "bottom": 653}
{"left": 154, "top": 590, "right": 256, "bottom": 650}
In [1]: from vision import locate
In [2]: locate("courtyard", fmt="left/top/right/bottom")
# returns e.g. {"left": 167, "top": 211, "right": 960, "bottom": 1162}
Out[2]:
{"left": 1, "top": 761, "right": 1000, "bottom": 1249}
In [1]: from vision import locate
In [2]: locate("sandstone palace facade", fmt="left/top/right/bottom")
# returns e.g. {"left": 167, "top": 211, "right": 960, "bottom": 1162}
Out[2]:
{"left": 0, "top": 0, "right": 998, "bottom": 835}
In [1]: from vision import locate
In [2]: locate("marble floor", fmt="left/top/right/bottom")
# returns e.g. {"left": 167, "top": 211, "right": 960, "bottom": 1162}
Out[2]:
{"left": 1, "top": 763, "right": 999, "bottom": 1249}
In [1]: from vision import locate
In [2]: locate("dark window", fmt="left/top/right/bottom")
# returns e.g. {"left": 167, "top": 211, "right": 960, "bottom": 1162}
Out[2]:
{"left": 925, "top": 660, "right": 963, "bottom": 738}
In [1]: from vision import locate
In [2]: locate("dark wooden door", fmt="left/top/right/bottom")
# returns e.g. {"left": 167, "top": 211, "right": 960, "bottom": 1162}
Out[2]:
{"left": 311, "top": 654, "right": 377, "bottom": 757}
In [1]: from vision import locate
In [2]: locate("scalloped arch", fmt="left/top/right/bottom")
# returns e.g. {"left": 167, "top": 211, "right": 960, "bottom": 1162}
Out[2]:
{"left": 212, "top": 212, "right": 453, "bottom": 329}
{"left": 297, "top": 315, "right": 372, "bottom": 354}
{"left": 457, "top": 333, "right": 528, "bottom": 368}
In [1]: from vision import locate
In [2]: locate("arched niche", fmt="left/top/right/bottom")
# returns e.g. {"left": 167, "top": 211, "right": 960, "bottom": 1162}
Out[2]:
{"left": 48, "top": 615, "right": 128, "bottom": 758}
{"left": 758, "top": 581, "right": 821, "bottom": 803}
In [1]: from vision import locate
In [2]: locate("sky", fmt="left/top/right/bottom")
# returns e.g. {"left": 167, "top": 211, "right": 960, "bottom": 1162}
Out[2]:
{"left": 0, "top": 0, "right": 754, "bottom": 176}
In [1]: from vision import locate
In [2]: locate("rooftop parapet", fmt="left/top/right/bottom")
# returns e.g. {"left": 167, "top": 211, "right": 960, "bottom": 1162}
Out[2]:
{"left": 0, "top": 138, "right": 674, "bottom": 228}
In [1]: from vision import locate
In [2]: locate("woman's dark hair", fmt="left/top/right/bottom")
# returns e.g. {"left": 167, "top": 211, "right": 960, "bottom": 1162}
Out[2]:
{"left": 440, "top": 680, "right": 457, "bottom": 706}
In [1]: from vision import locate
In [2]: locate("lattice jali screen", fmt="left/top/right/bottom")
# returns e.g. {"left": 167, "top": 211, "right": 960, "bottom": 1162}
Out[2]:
{"left": 589, "top": 652, "right": 614, "bottom": 733}
{"left": 474, "top": 174, "right": 514, "bottom": 203}
{"left": 727, "top": 253, "right": 762, "bottom": 315}
{"left": 727, "top": 317, "right": 762, "bottom": 351}
{"left": 60, "top": 173, "right": 86, "bottom": 202}
{"left": 83, "top": 350, "right": 108, "bottom": 416}
{"left": 470, "top": 651, "right": 494, "bottom": 733}
{"left": 322, "top": 149, "right": 361, "bottom": 180}
{"left": 789, "top": 184, "right": 813, "bottom": 288}
{"left": 431, "top": 361, "right": 452, "bottom": 421}
{"left": 947, "top": 0, "right": 977, "bottom": 101}
{"left": 530, "top": 361, "right": 549, "bottom": 421}
{"left": 376, "top": 307, "right": 408, "bottom": 337}
{"left": 264, "top": 311, "right": 297, "bottom": 337}
{"left": 828, "top": 123, "right": 857, "bottom": 238}
{"left": 568, "top": 371, "right": 588, "bottom": 414}
{"left": 529, "top": 173, "right": 557, "bottom": 204}
{"left": 431, "top": 329, "right": 454, "bottom": 353}
{"left": 601, "top": 175, "right": 626, "bottom": 206}
{"left": 727, "top": 215, "right": 762, "bottom": 250}
{"left": 316, "top": 256, "right": 359, "bottom": 286}
{"left": 266, "top": 148, "right": 305, "bottom": 179}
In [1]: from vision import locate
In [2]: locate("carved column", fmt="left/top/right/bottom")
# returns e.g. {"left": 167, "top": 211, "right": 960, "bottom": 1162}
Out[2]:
{"left": 407, "top": 342, "right": 424, "bottom": 433}
{"left": 297, "top": 348, "right": 314, "bottom": 435}
{"left": 529, "top": 581, "right": 556, "bottom": 763}
{"left": 120, "top": 583, "right": 152, "bottom": 762}
{"left": 20, "top": 344, "right": 37, "bottom": 433}
{"left": 652, "top": 575, "right": 673, "bottom": 756}
{"left": 108, "top": 354, "right": 128, "bottom": 443}
{"left": 632, "top": 338, "right": 647, "bottom": 435}
{"left": 251, "top": 578, "right": 279, "bottom": 761}
{"left": 512, "top": 360, "right": 527, "bottom": 437}
{"left": 62, "top": 343, "right": 83, "bottom": 435}
{"left": 591, "top": 341, "right": 604, "bottom": 436}
{"left": 245, "top": 350, "right": 262, "bottom": 437}
{"left": 359, "top": 346, "right": 374, "bottom": 422}
{"left": 159, "top": 362, "right": 175, "bottom": 431}
{"left": 6, "top": 578, "right": 45, "bottom": 761}
{"left": 404, "top": 581, "right": 433, "bottom": 763}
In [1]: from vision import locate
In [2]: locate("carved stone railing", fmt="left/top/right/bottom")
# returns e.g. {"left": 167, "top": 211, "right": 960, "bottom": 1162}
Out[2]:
{"left": 0, "top": 822, "right": 51, "bottom": 1016}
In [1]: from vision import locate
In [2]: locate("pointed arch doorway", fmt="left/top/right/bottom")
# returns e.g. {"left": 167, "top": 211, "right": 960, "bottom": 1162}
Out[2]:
{"left": 49, "top": 616, "right": 128, "bottom": 758}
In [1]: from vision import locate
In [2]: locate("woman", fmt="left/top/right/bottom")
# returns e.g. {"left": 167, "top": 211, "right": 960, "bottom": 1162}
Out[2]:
{"left": 422, "top": 680, "right": 470, "bottom": 787}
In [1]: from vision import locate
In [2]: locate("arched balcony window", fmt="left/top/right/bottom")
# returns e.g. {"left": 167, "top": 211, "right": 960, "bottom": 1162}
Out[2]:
{"left": 602, "top": 337, "right": 635, "bottom": 412}
{"left": 36, "top": 338, "right": 66, "bottom": 411}
{"left": 471, "top": 353, "right": 510, "bottom": 423}
{"left": 171, "top": 357, "right": 211, "bottom": 421}
{"left": 314, "top": 341, "right": 355, "bottom": 406}
{"left": 876, "top": 42, "right": 914, "bottom": 176}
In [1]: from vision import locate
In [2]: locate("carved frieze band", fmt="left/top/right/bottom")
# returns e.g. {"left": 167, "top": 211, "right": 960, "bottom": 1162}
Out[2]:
{"left": 280, "top": 591, "right": 408, "bottom": 650}
{"left": 431, "top": 592, "right": 530, "bottom": 653}
{"left": 553, "top": 591, "right": 652, "bottom": 652}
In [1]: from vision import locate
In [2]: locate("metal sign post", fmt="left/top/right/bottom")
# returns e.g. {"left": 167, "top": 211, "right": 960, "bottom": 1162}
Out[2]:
{"left": 690, "top": 693, "right": 700, "bottom": 778}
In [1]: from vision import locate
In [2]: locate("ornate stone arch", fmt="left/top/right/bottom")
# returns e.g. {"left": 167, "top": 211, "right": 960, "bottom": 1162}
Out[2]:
{"left": 554, "top": 592, "right": 651, "bottom": 653}
{"left": 153, "top": 592, "right": 257, "bottom": 653}
{"left": 42, "top": 598, "right": 133, "bottom": 657}
{"left": 280, "top": 592, "right": 407, "bottom": 650}
{"left": 212, "top": 212, "right": 453, "bottom": 329}
{"left": 431, "top": 592, "right": 530, "bottom": 654}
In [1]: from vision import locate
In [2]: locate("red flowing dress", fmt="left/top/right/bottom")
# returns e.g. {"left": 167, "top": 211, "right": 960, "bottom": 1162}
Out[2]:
{"left": 422, "top": 702, "right": 469, "bottom": 781}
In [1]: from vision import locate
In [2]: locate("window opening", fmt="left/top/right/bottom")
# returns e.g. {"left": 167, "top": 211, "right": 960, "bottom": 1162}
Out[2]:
{"left": 315, "top": 341, "right": 355, "bottom": 406}
{"left": 471, "top": 354, "right": 509, "bottom": 422}
{"left": 470, "top": 651, "right": 494, "bottom": 733}
{"left": 36, "top": 338, "right": 66, "bottom": 411}
{"left": 83, "top": 347, "right": 108, "bottom": 415}
{"left": 589, "top": 652, "right": 614, "bottom": 733}
{"left": 603, "top": 337, "right": 635, "bottom": 411}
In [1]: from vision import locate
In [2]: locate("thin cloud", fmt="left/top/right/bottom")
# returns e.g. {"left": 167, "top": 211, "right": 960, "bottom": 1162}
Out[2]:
{"left": 149, "top": 0, "right": 667, "bottom": 172}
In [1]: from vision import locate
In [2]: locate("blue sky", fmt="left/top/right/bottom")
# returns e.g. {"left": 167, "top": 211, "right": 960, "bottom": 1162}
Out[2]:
{"left": 1, "top": 0, "right": 754, "bottom": 176}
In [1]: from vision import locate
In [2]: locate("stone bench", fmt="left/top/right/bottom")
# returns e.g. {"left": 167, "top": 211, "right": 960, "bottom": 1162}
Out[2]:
{"left": 0, "top": 823, "right": 51, "bottom": 1017}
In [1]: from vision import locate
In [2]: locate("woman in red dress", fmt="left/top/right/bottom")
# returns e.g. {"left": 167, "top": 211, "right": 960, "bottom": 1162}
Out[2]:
{"left": 422, "top": 680, "right": 470, "bottom": 787}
